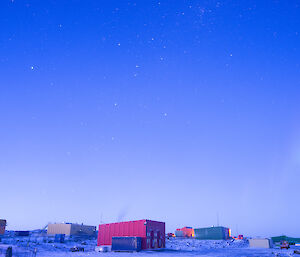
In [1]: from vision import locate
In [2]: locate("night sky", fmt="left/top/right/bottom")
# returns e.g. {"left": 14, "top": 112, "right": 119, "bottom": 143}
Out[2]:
{"left": 1, "top": 0, "right": 300, "bottom": 237}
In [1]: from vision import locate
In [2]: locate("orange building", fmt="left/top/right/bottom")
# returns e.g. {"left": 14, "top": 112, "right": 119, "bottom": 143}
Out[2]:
{"left": 175, "top": 227, "right": 194, "bottom": 237}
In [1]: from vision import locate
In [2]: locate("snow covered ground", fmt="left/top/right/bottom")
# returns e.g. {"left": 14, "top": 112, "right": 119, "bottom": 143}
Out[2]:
{"left": 0, "top": 236, "right": 298, "bottom": 257}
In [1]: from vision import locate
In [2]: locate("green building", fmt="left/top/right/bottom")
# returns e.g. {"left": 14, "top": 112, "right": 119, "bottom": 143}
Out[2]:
{"left": 271, "top": 235, "right": 300, "bottom": 244}
{"left": 194, "top": 226, "right": 230, "bottom": 240}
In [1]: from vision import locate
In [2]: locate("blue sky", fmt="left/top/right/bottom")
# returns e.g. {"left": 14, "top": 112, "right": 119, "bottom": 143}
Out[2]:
{"left": 0, "top": 0, "right": 300, "bottom": 237}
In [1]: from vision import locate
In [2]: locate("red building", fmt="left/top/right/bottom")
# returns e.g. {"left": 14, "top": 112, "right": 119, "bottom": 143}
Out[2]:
{"left": 97, "top": 219, "right": 165, "bottom": 250}
{"left": 175, "top": 227, "right": 194, "bottom": 237}
{"left": 0, "top": 220, "right": 6, "bottom": 235}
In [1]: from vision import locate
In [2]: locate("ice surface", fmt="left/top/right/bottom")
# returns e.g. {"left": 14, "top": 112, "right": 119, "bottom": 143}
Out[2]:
{"left": 0, "top": 237, "right": 297, "bottom": 256}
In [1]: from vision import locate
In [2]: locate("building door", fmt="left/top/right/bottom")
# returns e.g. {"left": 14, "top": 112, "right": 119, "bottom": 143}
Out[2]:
{"left": 157, "top": 231, "right": 161, "bottom": 248}
{"left": 150, "top": 231, "right": 154, "bottom": 248}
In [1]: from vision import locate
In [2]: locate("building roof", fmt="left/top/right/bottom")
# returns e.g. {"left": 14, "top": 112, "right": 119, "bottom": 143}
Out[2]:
{"left": 100, "top": 219, "right": 165, "bottom": 226}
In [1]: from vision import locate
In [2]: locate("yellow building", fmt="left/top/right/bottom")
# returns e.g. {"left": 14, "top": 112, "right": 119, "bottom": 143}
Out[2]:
{"left": 47, "top": 223, "right": 96, "bottom": 236}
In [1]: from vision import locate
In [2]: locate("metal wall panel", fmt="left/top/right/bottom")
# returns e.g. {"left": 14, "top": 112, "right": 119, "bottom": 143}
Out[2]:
{"left": 48, "top": 223, "right": 96, "bottom": 236}
{"left": 175, "top": 230, "right": 184, "bottom": 237}
{"left": 194, "top": 226, "right": 229, "bottom": 240}
{"left": 98, "top": 220, "right": 146, "bottom": 247}
{"left": 145, "top": 220, "right": 165, "bottom": 249}
{"left": 70, "top": 224, "right": 96, "bottom": 236}
{"left": 111, "top": 237, "right": 142, "bottom": 251}
{"left": 47, "top": 224, "right": 71, "bottom": 235}
{"left": 249, "top": 239, "right": 272, "bottom": 248}
{"left": 97, "top": 219, "right": 165, "bottom": 250}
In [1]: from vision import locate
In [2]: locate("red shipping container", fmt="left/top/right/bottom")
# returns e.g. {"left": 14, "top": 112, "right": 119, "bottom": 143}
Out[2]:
{"left": 97, "top": 219, "right": 165, "bottom": 250}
